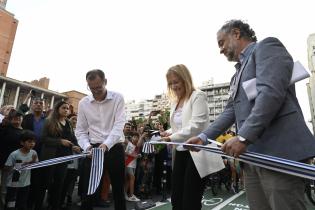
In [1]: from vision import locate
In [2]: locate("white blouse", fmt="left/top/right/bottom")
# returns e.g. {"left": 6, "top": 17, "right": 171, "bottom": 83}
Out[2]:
{"left": 173, "top": 107, "right": 183, "bottom": 130}
{"left": 173, "top": 107, "right": 187, "bottom": 151}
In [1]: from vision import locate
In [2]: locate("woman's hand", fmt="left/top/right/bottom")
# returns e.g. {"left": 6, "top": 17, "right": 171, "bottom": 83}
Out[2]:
{"left": 160, "top": 131, "right": 171, "bottom": 137}
{"left": 161, "top": 137, "right": 171, "bottom": 142}
{"left": 72, "top": 146, "right": 82, "bottom": 153}
{"left": 61, "top": 139, "right": 73, "bottom": 147}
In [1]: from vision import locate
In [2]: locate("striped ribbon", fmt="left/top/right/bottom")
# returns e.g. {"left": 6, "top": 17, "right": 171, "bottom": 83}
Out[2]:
{"left": 87, "top": 148, "right": 105, "bottom": 195}
{"left": 146, "top": 141, "right": 315, "bottom": 180}
{"left": 15, "top": 148, "right": 106, "bottom": 195}
{"left": 15, "top": 153, "right": 89, "bottom": 171}
{"left": 142, "top": 142, "right": 155, "bottom": 154}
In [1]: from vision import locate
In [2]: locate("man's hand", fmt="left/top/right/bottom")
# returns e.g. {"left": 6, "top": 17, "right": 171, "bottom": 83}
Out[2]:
{"left": 221, "top": 136, "right": 247, "bottom": 158}
{"left": 86, "top": 145, "right": 93, "bottom": 158}
{"left": 99, "top": 144, "right": 108, "bottom": 152}
{"left": 184, "top": 136, "right": 203, "bottom": 152}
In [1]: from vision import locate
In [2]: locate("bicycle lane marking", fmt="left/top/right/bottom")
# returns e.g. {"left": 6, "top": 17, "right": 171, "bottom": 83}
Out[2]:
{"left": 146, "top": 198, "right": 171, "bottom": 210}
{"left": 211, "top": 190, "right": 245, "bottom": 210}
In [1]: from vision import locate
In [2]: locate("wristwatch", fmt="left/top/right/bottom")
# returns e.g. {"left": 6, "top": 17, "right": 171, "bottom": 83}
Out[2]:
{"left": 237, "top": 135, "right": 250, "bottom": 145}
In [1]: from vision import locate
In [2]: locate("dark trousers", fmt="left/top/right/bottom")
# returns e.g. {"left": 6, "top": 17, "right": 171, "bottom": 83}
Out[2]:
{"left": 171, "top": 151, "right": 207, "bottom": 210}
{"left": 35, "top": 163, "right": 68, "bottom": 210}
{"left": 80, "top": 143, "right": 126, "bottom": 210}
{"left": 5, "top": 186, "right": 29, "bottom": 210}
{"left": 61, "top": 168, "right": 78, "bottom": 205}
{"left": 27, "top": 168, "right": 41, "bottom": 209}
{"left": 153, "top": 152, "right": 162, "bottom": 193}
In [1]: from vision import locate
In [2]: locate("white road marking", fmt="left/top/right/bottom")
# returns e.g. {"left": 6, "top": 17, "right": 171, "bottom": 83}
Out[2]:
{"left": 211, "top": 190, "right": 245, "bottom": 210}
{"left": 147, "top": 198, "right": 171, "bottom": 209}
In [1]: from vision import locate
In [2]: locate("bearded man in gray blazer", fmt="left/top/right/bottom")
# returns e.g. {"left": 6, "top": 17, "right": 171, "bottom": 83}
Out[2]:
{"left": 188, "top": 20, "right": 315, "bottom": 210}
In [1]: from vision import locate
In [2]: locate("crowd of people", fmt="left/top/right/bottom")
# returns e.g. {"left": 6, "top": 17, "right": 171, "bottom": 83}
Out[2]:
{"left": 1, "top": 19, "right": 315, "bottom": 210}
{"left": 0, "top": 69, "right": 239, "bottom": 210}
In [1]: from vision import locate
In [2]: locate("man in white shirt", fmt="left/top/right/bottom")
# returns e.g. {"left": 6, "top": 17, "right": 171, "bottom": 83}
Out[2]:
{"left": 76, "top": 69, "right": 126, "bottom": 210}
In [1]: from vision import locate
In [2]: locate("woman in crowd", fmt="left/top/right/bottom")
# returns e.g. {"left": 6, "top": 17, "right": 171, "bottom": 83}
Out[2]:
{"left": 60, "top": 114, "right": 82, "bottom": 208}
{"left": 35, "top": 101, "right": 80, "bottom": 210}
{"left": 160, "top": 64, "right": 224, "bottom": 210}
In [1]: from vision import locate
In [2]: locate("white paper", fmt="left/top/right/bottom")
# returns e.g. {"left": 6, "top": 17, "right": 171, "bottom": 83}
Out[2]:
{"left": 242, "top": 61, "right": 310, "bottom": 101}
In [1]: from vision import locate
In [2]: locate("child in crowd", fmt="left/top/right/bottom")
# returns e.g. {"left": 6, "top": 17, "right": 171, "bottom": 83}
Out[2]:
{"left": 4, "top": 130, "right": 38, "bottom": 210}
{"left": 125, "top": 132, "right": 141, "bottom": 202}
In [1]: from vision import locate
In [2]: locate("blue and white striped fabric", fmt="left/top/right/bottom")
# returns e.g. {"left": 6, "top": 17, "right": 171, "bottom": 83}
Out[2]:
{"left": 15, "top": 148, "right": 106, "bottom": 195}
{"left": 142, "top": 142, "right": 155, "bottom": 154}
{"left": 15, "top": 153, "right": 89, "bottom": 171}
{"left": 87, "top": 148, "right": 105, "bottom": 195}
{"left": 148, "top": 141, "right": 315, "bottom": 180}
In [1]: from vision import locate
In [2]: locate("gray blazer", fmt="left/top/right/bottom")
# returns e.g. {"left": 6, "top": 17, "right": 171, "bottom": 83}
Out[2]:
{"left": 203, "top": 37, "right": 315, "bottom": 161}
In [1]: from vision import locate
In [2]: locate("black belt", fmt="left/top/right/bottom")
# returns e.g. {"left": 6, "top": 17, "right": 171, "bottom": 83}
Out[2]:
{"left": 91, "top": 142, "right": 123, "bottom": 148}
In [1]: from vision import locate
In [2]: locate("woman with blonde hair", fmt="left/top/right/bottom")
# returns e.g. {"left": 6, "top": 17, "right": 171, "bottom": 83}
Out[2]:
{"left": 160, "top": 64, "right": 224, "bottom": 210}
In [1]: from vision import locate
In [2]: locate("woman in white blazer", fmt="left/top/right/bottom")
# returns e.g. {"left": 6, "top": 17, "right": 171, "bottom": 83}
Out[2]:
{"left": 160, "top": 64, "right": 224, "bottom": 210}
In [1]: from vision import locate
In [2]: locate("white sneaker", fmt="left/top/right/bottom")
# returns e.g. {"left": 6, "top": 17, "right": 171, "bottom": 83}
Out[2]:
{"left": 128, "top": 194, "right": 140, "bottom": 202}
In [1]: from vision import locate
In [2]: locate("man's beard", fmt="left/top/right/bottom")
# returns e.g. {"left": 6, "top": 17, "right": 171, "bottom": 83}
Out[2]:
{"left": 226, "top": 49, "right": 237, "bottom": 62}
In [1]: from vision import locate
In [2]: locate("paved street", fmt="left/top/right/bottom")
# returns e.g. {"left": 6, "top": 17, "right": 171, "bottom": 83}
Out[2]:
{"left": 66, "top": 186, "right": 315, "bottom": 210}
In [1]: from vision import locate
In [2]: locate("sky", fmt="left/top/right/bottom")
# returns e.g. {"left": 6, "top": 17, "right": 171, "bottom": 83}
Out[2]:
{"left": 4, "top": 0, "right": 315, "bottom": 124}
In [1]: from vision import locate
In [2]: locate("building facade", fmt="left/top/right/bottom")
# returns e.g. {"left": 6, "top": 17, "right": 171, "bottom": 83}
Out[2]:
{"left": 199, "top": 81, "right": 230, "bottom": 123}
{"left": 0, "top": 75, "right": 68, "bottom": 111}
{"left": 307, "top": 33, "right": 315, "bottom": 133}
{"left": 62, "top": 90, "right": 87, "bottom": 114}
{"left": 125, "top": 93, "right": 170, "bottom": 120}
{"left": 0, "top": 8, "right": 18, "bottom": 76}
{"left": 0, "top": 76, "right": 87, "bottom": 114}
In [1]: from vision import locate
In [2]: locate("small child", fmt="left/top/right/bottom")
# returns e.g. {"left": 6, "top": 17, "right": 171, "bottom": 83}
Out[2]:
{"left": 125, "top": 132, "right": 141, "bottom": 202}
{"left": 4, "top": 130, "right": 38, "bottom": 210}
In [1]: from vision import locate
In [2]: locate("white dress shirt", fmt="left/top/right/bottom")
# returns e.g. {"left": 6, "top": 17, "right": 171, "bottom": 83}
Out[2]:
{"left": 75, "top": 91, "right": 126, "bottom": 152}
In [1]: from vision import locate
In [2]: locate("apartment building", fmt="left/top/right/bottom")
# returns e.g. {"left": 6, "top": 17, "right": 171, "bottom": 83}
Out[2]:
{"left": 125, "top": 93, "right": 170, "bottom": 120}
{"left": 199, "top": 80, "right": 230, "bottom": 123}
{"left": 0, "top": 6, "right": 18, "bottom": 76}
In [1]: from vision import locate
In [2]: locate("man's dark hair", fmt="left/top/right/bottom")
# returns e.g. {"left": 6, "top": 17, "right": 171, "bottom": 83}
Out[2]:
{"left": 124, "top": 122, "right": 132, "bottom": 127}
{"left": 86, "top": 69, "right": 105, "bottom": 81}
{"left": 8, "top": 109, "right": 24, "bottom": 120}
{"left": 219, "top": 19, "right": 257, "bottom": 42}
{"left": 20, "top": 129, "right": 36, "bottom": 142}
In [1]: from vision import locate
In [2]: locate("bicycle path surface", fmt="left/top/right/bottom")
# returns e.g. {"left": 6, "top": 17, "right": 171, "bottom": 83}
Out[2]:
{"left": 67, "top": 186, "right": 315, "bottom": 210}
